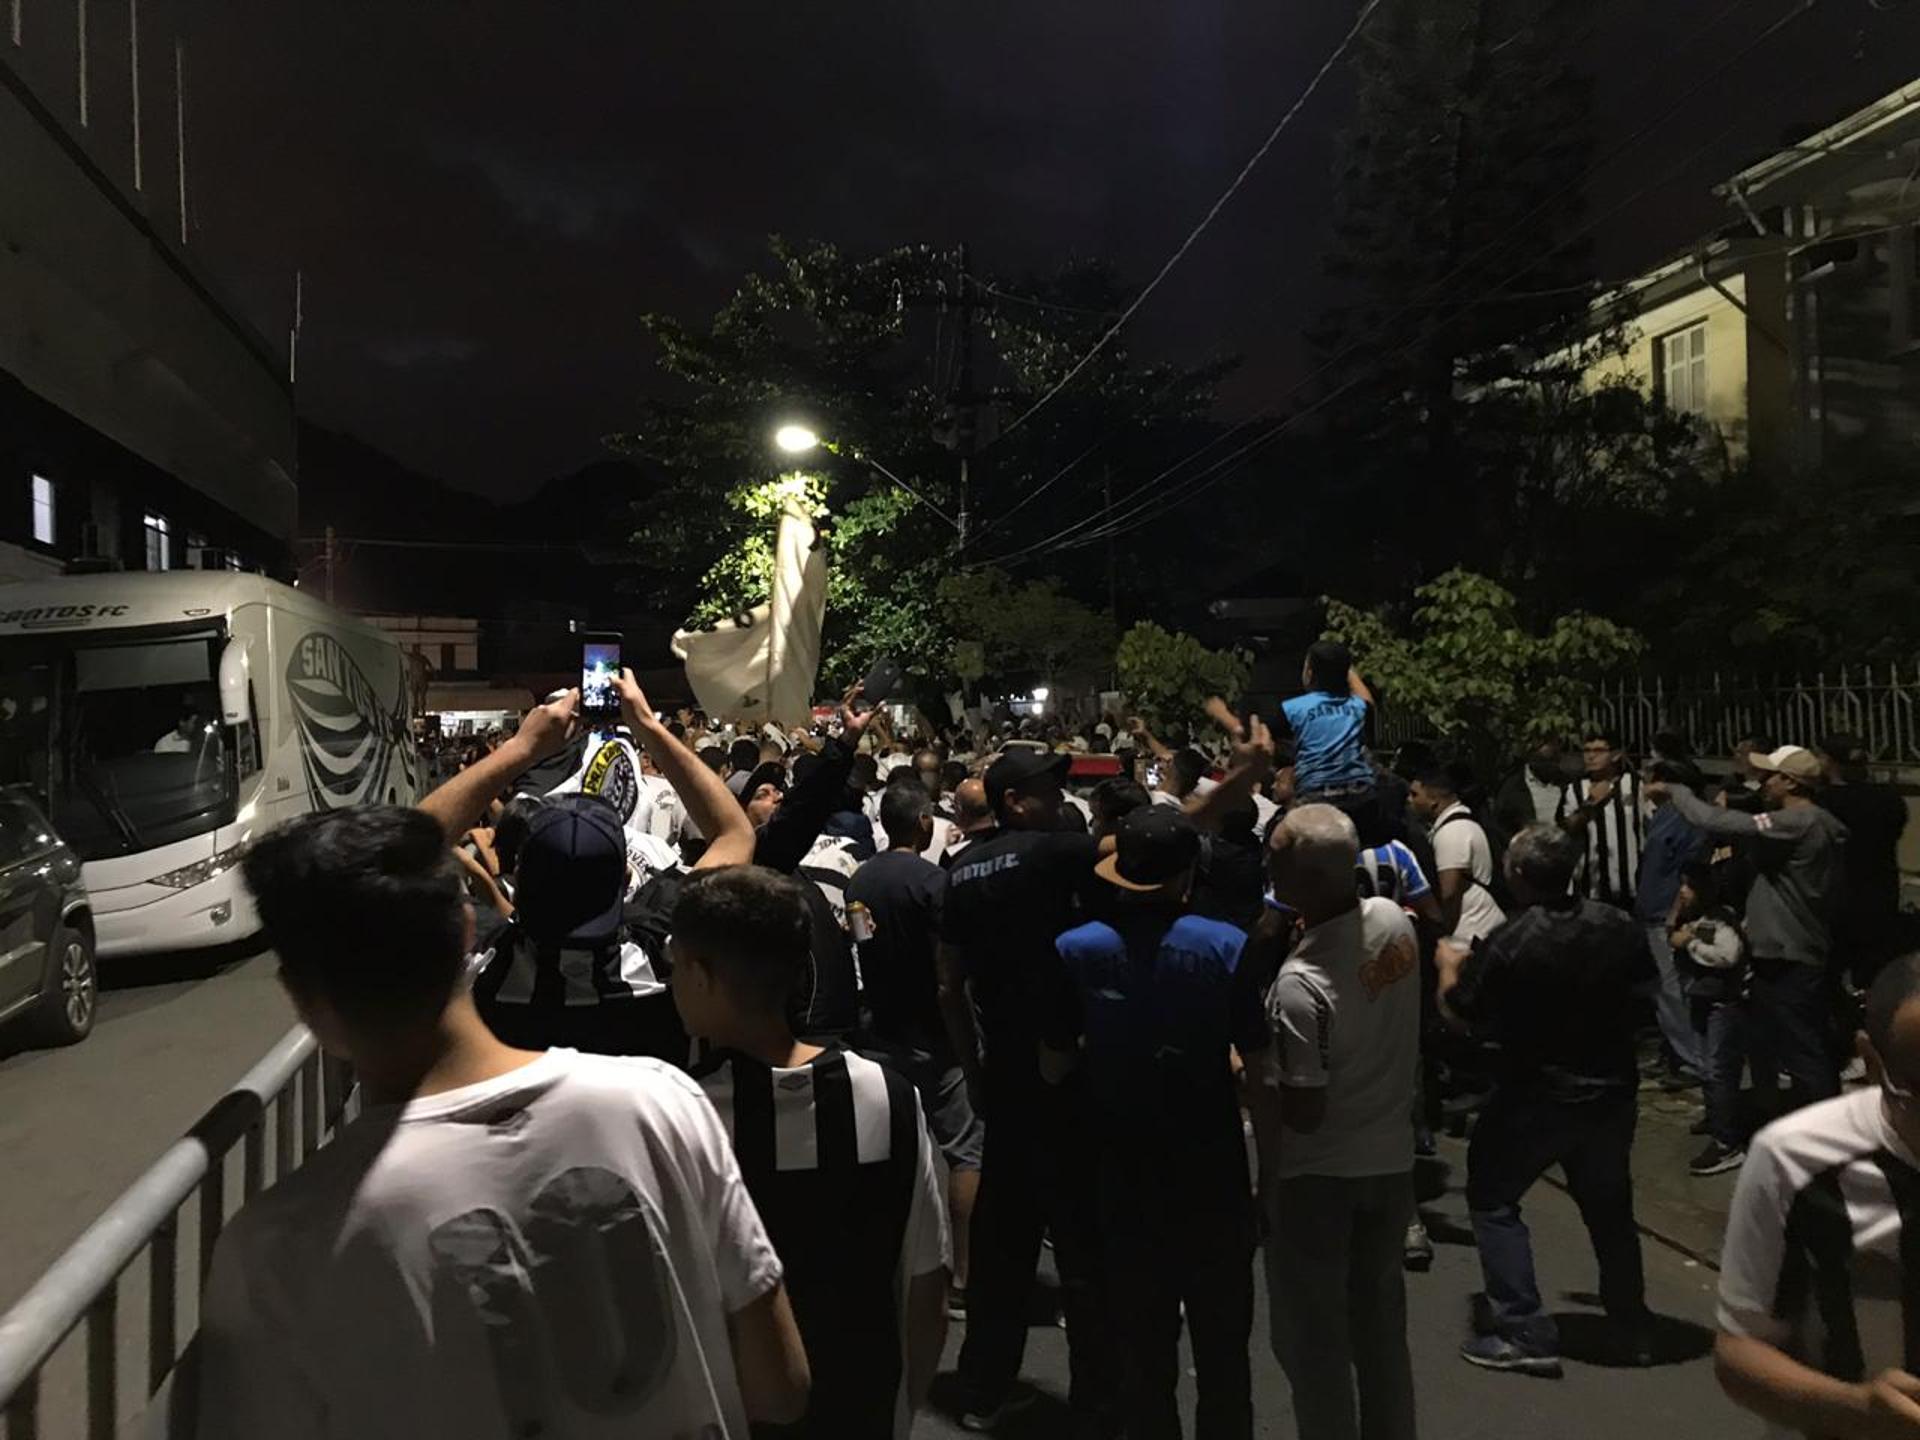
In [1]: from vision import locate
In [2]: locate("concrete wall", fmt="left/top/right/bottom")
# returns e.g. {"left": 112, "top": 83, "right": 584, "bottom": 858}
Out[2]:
{"left": 0, "top": 58, "right": 295, "bottom": 541}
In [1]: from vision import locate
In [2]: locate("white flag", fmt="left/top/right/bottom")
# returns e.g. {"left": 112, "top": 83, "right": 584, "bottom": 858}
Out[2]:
{"left": 672, "top": 499, "right": 828, "bottom": 728}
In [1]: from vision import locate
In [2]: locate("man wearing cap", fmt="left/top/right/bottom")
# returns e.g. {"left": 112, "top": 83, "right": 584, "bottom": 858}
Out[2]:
{"left": 1053, "top": 808, "right": 1271, "bottom": 1440}
{"left": 461, "top": 672, "right": 755, "bottom": 1063}
{"left": 1650, "top": 747, "right": 1851, "bottom": 1121}
{"left": 937, "top": 747, "right": 1118, "bottom": 1433}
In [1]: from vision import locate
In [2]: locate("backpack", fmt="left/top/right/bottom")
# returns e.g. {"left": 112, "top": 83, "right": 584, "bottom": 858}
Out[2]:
{"left": 1435, "top": 808, "right": 1515, "bottom": 912}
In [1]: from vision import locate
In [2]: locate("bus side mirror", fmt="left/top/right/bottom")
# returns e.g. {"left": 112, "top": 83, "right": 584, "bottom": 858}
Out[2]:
{"left": 218, "top": 638, "right": 252, "bottom": 726}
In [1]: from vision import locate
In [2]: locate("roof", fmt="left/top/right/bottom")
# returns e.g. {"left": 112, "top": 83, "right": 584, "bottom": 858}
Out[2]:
{"left": 0, "top": 571, "right": 388, "bottom": 640}
{"left": 1719, "top": 77, "right": 1920, "bottom": 207}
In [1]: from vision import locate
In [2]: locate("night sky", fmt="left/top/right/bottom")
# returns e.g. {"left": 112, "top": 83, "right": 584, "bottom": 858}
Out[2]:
{"left": 177, "top": 0, "right": 1920, "bottom": 501}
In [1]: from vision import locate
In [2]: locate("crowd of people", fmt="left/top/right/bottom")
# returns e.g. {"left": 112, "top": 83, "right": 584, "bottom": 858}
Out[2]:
{"left": 186, "top": 640, "right": 1920, "bottom": 1440}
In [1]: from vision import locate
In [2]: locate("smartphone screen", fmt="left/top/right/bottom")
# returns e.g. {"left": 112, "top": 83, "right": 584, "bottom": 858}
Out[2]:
{"left": 581, "top": 640, "right": 621, "bottom": 716}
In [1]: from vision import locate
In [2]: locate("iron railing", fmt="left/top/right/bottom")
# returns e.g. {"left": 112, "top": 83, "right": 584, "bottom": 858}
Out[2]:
{"left": 0, "top": 1027, "right": 352, "bottom": 1440}
{"left": 1377, "top": 664, "right": 1920, "bottom": 771}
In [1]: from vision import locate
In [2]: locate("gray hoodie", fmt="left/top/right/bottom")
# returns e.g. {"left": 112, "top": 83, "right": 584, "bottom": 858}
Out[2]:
{"left": 1664, "top": 787, "right": 1849, "bottom": 966}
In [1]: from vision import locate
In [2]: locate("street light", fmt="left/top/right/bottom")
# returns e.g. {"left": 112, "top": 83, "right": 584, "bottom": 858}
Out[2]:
{"left": 1032, "top": 686, "right": 1050, "bottom": 702}
{"left": 774, "top": 424, "right": 821, "bottom": 455}
{"left": 767, "top": 422, "right": 961, "bottom": 536}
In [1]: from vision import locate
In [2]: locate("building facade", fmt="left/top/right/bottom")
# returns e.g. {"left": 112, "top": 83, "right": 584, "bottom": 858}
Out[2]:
{"left": 0, "top": 8, "right": 295, "bottom": 584}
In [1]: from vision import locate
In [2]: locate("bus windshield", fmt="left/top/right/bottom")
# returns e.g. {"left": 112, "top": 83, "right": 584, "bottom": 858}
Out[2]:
{"left": 0, "top": 629, "right": 235, "bottom": 861}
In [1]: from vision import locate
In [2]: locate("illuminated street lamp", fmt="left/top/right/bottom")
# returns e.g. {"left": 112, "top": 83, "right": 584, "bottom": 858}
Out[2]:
{"left": 774, "top": 424, "right": 821, "bottom": 455}
{"left": 1032, "top": 686, "right": 1050, "bottom": 703}
{"left": 768, "top": 422, "right": 960, "bottom": 536}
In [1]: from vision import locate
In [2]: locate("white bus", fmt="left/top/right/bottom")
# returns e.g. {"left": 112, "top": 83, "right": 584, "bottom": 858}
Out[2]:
{"left": 0, "top": 573, "right": 420, "bottom": 955}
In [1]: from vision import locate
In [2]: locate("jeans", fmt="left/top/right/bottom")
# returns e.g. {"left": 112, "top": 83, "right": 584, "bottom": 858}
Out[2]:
{"left": 1700, "top": 1000, "right": 1748, "bottom": 1149}
{"left": 1644, "top": 922, "right": 1702, "bottom": 1076}
{"left": 1466, "top": 1084, "right": 1647, "bottom": 1351}
{"left": 1102, "top": 1158, "right": 1254, "bottom": 1440}
{"left": 1748, "top": 957, "right": 1840, "bottom": 1113}
{"left": 1265, "top": 1172, "right": 1416, "bottom": 1440}
{"left": 959, "top": 1077, "right": 1118, "bottom": 1424}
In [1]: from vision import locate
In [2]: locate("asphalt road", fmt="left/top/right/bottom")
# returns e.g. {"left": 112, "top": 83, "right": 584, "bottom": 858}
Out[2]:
{"left": 914, "top": 1149, "right": 1748, "bottom": 1440}
{"left": 0, "top": 945, "right": 295, "bottom": 1439}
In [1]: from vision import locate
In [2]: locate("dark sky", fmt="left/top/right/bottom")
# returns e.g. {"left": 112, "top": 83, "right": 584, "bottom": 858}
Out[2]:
{"left": 176, "top": 0, "right": 1920, "bottom": 500}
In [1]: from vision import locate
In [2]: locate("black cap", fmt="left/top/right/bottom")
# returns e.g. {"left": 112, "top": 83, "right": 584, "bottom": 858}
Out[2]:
{"left": 1095, "top": 806, "right": 1201, "bottom": 893}
{"left": 513, "top": 793, "right": 626, "bottom": 945}
{"left": 984, "top": 748, "right": 1070, "bottom": 815}
{"left": 738, "top": 761, "right": 788, "bottom": 812}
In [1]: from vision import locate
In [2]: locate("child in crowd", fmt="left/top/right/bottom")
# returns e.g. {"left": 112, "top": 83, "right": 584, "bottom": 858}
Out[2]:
{"left": 1671, "top": 861, "right": 1750, "bottom": 1176}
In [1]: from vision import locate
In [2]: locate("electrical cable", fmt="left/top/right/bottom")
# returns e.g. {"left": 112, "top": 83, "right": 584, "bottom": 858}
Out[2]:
{"left": 978, "top": 0, "right": 1827, "bottom": 564}
{"left": 989, "top": 0, "right": 1388, "bottom": 446}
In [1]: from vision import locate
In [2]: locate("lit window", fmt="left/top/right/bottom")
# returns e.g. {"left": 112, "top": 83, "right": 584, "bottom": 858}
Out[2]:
{"left": 30, "top": 476, "right": 54, "bottom": 547}
{"left": 143, "top": 512, "right": 171, "bottom": 571}
{"left": 1660, "top": 322, "right": 1709, "bottom": 417}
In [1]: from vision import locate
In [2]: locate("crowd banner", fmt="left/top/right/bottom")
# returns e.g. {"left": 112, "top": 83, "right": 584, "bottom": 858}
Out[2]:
{"left": 672, "top": 498, "right": 829, "bottom": 728}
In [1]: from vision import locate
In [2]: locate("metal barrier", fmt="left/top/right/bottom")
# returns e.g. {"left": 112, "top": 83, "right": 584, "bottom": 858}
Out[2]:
{"left": 0, "top": 1026, "right": 352, "bottom": 1440}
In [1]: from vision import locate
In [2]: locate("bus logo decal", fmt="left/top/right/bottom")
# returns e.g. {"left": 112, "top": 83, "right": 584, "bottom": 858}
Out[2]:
{"left": 287, "top": 633, "right": 405, "bottom": 809}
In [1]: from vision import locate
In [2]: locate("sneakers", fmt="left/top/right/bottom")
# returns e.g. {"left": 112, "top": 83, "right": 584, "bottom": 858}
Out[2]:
{"left": 959, "top": 1386, "right": 1040, "bottom": 1432}
{"left": 1460, "top": 1333, "right": 1563, "bottom": 1377}
{"left": 1690, "top": 1140, "right": 1746, "bottom": 1177}
{"left": 947, "top": 1286, "right": 968, "bottom": 1322}
{"left": 1403, "top": 1221, "right": 1435, "bottom": 1272}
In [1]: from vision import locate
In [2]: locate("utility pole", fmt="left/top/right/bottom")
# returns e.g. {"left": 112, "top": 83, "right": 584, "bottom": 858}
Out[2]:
{"left": 945, "top": 243, "right": 985, "bottom": 557}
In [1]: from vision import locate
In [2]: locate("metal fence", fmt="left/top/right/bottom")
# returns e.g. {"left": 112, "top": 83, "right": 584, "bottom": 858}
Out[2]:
{"left": 1378, "top": 665, "right": 1920, "bottom": 771}
{"left": 0, "top": 1027, "right": 352, "bottom": 1440}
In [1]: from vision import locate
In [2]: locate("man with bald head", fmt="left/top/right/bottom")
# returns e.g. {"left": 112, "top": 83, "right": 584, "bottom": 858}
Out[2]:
{"left": 940, "top": 777, "right": 995, "bottom": 869}
{"left": 1714, "top": 952, "right": 1920, "bottom": 1437}
{"left": 1257, "top": 804, "right": 1420, "bottom": 1440}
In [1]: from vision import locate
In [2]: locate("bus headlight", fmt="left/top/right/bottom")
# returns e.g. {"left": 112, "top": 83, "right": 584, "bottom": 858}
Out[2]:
{"left": 150, "top": 843, "right": 250, "bottom": 891}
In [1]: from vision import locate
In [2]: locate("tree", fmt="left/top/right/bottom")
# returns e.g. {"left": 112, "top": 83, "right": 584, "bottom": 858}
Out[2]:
{"left": 1301, "top": 0, "right": 1625, "bottom": 591}
{"left": 1115, "top": 622, "right": 1251, "bottom": 734}
{"left": 1322, "top": 568, "right": 1641, "bottom": 776}
{"left": 614, "top": 239, "right": 1228, "bottom": 693}
{"left": 937, "top": 567, "right": 1115, "bottom": 696}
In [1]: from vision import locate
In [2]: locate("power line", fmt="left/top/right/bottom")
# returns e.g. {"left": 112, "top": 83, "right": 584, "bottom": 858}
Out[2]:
{"left": 295, "top": 535, "right": 583, "bottom": 553}
{"left": 975, "top": 280, "right": 1120, "bottom": 319}
{"left": 989, "top": 0, "right": 1387, "bottom": 446}
{"left": 980, "top": 0, "right": 1826, "bottom": 565}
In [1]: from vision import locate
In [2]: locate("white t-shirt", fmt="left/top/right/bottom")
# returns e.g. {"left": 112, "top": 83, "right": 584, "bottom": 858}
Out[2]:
{"left": 1718, "top": 1088, "right": 1915, "bottom": 1439}
{"left": 1430, "top": 801, "right": 1506, "bottom": 944}
{"left": 1268, "top": 897, "right": 1421, "bottom": 1180}
{"left": 196, "top": 1050, "right": 782, "bottom": 1440}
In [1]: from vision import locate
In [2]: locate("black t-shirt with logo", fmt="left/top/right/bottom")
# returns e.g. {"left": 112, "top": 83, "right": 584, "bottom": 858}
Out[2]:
{"left": 845, "top": 849, "right": 948, "bottom": 1054}
{"left": 939, "top": 827, "right": 1098, "bottom": 1094}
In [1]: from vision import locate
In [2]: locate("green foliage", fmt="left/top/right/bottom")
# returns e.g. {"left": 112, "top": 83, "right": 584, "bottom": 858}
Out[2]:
{"left": 1115, "top": 622, "right": 1251, "bottom": 732}
{"left": 618, "top": 238, "right": 1224, "bottom": 697}
{"left": 937, "top": 567, "right": 1115, "bottom": 691}
{"left": 1322, "top": 569, "right": 1642, "bottom": 773}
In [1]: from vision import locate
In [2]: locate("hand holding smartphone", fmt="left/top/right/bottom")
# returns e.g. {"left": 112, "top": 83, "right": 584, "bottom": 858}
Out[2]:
{"left": 579, "top": 631, "right": 622, "bottom": 724}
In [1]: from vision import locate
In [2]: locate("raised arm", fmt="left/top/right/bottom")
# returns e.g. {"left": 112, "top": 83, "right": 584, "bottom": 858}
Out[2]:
{"left": 1186, "top": 716, "right": 1275, "bottom": 832}
{"left": 417, "top": 690, "right": 578, "bottom": 844}
{"left": 1348, "top": 667, "right": 1374, "bottom": 707}
{"left": 1128, "top": 716, "right": 1176, "bottom": 764}
{"left": 614, "top": 670, "right": 754, "bottom": 870}
{"left": 1658, "top": 783, "right": 1769, "bottom": 839}
{"left": 755, "top": 687, "right": 873, "bottom": 873}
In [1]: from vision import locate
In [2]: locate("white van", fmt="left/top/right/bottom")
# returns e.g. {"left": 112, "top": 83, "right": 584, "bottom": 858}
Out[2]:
{"left": 0, "top": 573, "right": 420, "bottom": 955}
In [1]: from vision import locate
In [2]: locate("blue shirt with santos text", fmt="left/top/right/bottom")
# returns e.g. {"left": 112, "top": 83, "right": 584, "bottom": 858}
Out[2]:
{"left": 1282, "top": 691, "right": 1373, "bottom": 794}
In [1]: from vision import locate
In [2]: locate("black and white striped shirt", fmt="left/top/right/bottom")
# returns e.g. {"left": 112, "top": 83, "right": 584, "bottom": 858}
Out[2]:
{"left": 699, "top": 1046, "right": 949, "bottom": 1440}
{"left": 1719, "top": 1089, "right": 1918, "bottom": 1435}
{"left": 1556, "top": 771, "right": 1645, "bottom": 908}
